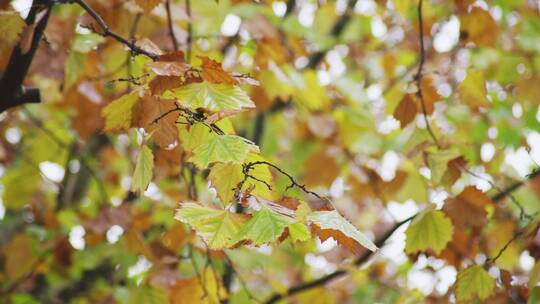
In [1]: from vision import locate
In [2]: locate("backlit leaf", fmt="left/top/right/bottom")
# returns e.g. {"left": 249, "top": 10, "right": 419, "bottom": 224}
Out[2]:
{"left": 394, "top": 93, "right": 418, "bottom": 128}
{"left": 308, "top": 210, "right": 377, "bottom": 253}
{"left": 0, "top": 11, "right": 25, "bottom": 46}
{"left": 175, "top": 202, "right": 248, "bottom": 249}
{"left": 135, "top": 0, "right": 162, "bottom": 13}
{"left": 190, "top": 135, "right": 257, "bottom": 168}
{"left": 163, "top": 82, "right": 255, "bottom": 111}
{"left": 233, "top": 207, "right": 294, "bottom": 246}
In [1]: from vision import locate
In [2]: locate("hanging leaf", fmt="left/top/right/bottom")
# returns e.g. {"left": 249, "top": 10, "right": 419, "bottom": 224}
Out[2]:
{"left": 459, "top": 7, "right": 499, "bottom": 47}
{"left": 102, "top": 91, "right": 140, "bottom": 132}
{"left": 134, "top": 95, "right": 179, "bottom": 147}
{"left": 233, "top": 207, "right": 294, "bottom": 246}
{"left": 175, "top": 202, "right": 248, "bottom": 249}
{"left": 288, "top": 222, "right": 311, "bottom": 242}
{"left": 132, "top": 145, "right": 154, "bottom": 193}
{"left": 405, "top": 209, "right": 453, "bottom": 254}
{"left": 163, "top": 82, "right": 255, "bottom": 112}
{"left": 308, "top": 210, "right": 377, "bottom": 253}
{"left": 189, "top": 135, "right": 258, "bottom": 168}
{"left": 455, "top": 265, "right": 496, "bottom": 302}
{"left": 394, "top": 93, "right": 418, "bottom": 128}
{"left": 426, "top": 148, "right": 461, "bottom": 185}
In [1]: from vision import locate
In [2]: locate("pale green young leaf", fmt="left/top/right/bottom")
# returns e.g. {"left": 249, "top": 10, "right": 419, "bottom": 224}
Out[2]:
{"left": 307, "top": 210, "right": 377, "bottom": 252}
{"left": 175, "top": 202, "right": 248, "bottom": 249}
{"left": 455, "top": 265, "right": 496, "bottom": 302}
{"left": 190, "top": 135, "right": 258, "bottom": 168}
{"left": 163, "top": 82, "right": 255, "bottom": 111}
{"left": 102, "top": 91, "right": 139, "bottom": 132}
{"left": 132, "top": 145, "right": 154, "bottom": 193}
{"left": 405, "top": 209, "right": 453, "bottom": 254}
{"left": 288, "top": 222, "right": 311, "bottom": 242}
{"left": 233, "top": 207, "right": 294, "bottom": 245}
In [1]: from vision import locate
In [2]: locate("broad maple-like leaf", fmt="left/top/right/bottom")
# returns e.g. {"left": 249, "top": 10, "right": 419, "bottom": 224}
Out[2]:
{"left": 163, "top": 82, "right": 256, "bottom": 112}
{"left": 405, "top": 209, "right": 454, "bottom": 254}
{"left": 132, "top": 145, "right": 154, "bottom": 194}
{"left": 308, "top": 210, "right": 377, "bottom": 253}
{"left": 209, "top": 162, "right": 244, "bottom": 203}
{"left": 455, "top": 265, "right": 496, "bottom": 302}
{"left": 102, "top": 91, "right": 139, "bottom": 132}
{"left": 189, "top": 135, "right": 258, "bottom": 168}
{"left": 232, "top": 207, "right": 294, "bottom": 246}
{"left": 175, "top": 202, "right": 248, "bottom": 249}
{"left": 426, "top": 148, "right": 461, "bottom": 185}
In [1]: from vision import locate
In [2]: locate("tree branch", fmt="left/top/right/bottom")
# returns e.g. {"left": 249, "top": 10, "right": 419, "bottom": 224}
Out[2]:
{"left": 165, "top": 0, "right": 179, "bottom": 51}
{"left": 0, "top": 0, "right": 53, "bottom": 113}
{"left": 72, "top": 0, "right": 159, "bottom": 61}
{"left": 263, "top": 168, "right": 540, "bottom": 303}
{"left": 414, "top": 0, "right": 440, "bottom": 148}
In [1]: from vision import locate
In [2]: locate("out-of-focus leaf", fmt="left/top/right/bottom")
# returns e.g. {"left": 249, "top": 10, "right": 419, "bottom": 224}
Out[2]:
{"left": 458, "top": 70, "right": 491, "bottom": 110}
{"left": 132, "top": 145, "right": 154, "bottom": 193}
{"left": 455, "top": 265, "right": 496, "bottom": 302}
{"left": 405, "top": 208, "right": 453, "bottom": 254}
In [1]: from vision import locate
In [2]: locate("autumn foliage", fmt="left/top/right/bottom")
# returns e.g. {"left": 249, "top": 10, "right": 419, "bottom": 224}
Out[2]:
{"left": 2, "top": 0, "right": 540, "bottom": 303}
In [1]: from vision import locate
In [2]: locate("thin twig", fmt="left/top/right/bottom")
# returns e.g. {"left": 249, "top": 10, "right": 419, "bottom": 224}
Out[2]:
{"left": 165, "top": 0, "right": 179, "bottom": 51}
{"left": 486, "top": 230, "right": 524, "bottom": 265}
{"left": 73, "top": 0, "right": 159, "bottom": 60}
{"left": 414, "top": 0, "right": 440, "bottom": 148}
{"left": 185, "top": 0, "right": 192, "bottom": 63}
{"left": 262, "top": 167, "right": 540, "bottom": 303}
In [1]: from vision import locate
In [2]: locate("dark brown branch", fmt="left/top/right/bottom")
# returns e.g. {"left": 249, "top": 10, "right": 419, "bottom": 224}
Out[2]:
{"left": 263, "top": 168, "right": 540, "bottom": 303}
{"left": 185, "top": 0, "right": 193, "bottom": 63}
{"left": 0, "top": 0, "right": 53, "bottom": 113}
{"left": 72, "top": 0, "right": 159, "bottom": 61}
{"left": 165, "top": 0, "right": 179, "bottom": 51}
{"left": 414, "top": 0, "right": 440, "bottom": 148}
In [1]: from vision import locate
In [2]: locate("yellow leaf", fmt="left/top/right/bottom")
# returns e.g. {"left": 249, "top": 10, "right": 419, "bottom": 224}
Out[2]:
{"left": 458, "top": 69, "right": 491, "bottom": 110}
{"left": 102, "top": 91, "right": 140, "bottom": 132}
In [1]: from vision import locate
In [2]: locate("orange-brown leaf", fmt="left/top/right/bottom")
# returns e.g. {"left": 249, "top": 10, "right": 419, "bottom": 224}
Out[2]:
{"left": 443, "top": 186, "right": 493, "bottom": 229}
{"left": 394, "top": 93, "right": 418, "bottom": 128}
{"left": 199, "top": 56, "right": 238, "bottom": 84}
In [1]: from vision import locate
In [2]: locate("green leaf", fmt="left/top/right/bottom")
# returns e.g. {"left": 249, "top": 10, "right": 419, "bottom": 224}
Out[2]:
{"left": 455, "top": 265, "right": 496, "bottom": 302}
{"left": 190, "top": 135, "right": 258, "bottom": 168}
{"left": 164, "top": 82, "right": 255, "bottom": 111}
{"left": 233, "top": 207, "right": 294, "bottom": 245}
{"left": 529, "top": 286, "right": 540, "bottom": 304}
{"left": 132, "top": 145, "right": 154, "bottom": 193}
{"left": 2, "top": 162, "right": 41, "bottom": 210}
{"left": 307, "top": 210, "right": 377, "bottom": 252}
{"left": 209, "top": 162, "right": 244, "bottom": 203}
{"left": 0, "top": 11, "right": 25, "bottom": 45}
{"left": 288, "top": 222, "right": 311, "bottom": 242}
{"left": 102, "top": 91, "right": 139, "bottom": 132}
{"left": 405, "top": 209, "right": 453, "bottom": 254}
{"left": 175, "top": 202, "right": 248, "bottom": 249}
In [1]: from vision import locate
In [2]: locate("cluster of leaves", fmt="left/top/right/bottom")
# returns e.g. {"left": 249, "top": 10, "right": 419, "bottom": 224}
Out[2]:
{"left": 2, "top": 0, "right": 540, "bottom": 303}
